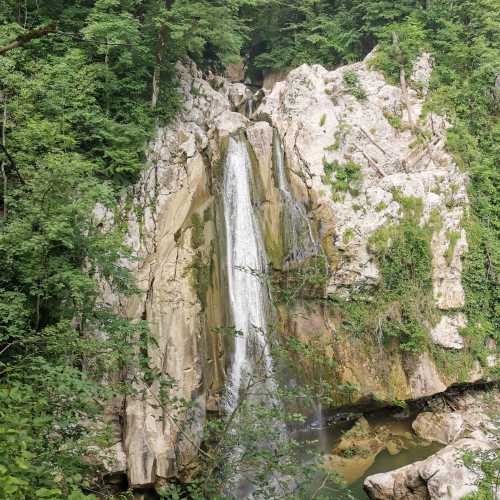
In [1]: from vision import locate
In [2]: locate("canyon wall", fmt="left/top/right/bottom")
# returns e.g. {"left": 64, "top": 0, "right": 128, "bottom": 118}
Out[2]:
{"left": 103, "top": 54, "right": 497, "bottom": 489}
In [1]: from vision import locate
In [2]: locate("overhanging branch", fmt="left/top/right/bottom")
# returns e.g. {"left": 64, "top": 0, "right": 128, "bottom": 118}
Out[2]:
{"left": 0, "top": 22, "right": 57, "bottom": 56}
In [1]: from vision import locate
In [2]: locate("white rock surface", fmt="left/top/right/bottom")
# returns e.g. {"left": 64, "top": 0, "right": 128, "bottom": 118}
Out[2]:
{"left": 407, "top": 351, "right": 447, "bottom": 399}
{"left": 430, "top": 314, "right": 467, "bottom": 349}
{"left": 412, "top": 411, "right": 465, "bottom": 444}
{"left": 257, "top": 54, "right": 469, "bottom": 304}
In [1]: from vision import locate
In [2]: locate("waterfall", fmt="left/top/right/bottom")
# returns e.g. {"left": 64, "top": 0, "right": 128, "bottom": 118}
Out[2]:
{"left": 273, "top": 130, "right": 317, "bottom": 264}
{"left": 223, "top": 135, "right": 275, "bottom": 411}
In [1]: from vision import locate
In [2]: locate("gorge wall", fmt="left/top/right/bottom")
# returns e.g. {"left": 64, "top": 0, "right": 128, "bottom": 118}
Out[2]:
{"left": 102, "top": 54, "right": 497, "bottom": 490}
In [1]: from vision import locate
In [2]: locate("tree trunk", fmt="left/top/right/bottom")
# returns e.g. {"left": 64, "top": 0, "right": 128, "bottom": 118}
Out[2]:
{"left": 393, "top": 32, "right": 415, "bottom": 129}
{"left": 1, "top": 96, "right": 6, "bottom": 218}
{"left": 151, "top": 25, "right": 167, "bottom": 109}
{"left": 151, "top": 1, "right": 174, "bottom": 109}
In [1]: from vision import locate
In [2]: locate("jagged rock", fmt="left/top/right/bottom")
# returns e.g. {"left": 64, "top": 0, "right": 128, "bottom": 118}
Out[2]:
{"left": 412, "top": 411, "right": 465, "bottom": 444}
{"left": 214, "top": 110, "right": 249, "bottom": 139}
{"left": 104, "top": 61, "right": 234, "bottom": 488}
{"left": 257, "top": 54, "right": 468, "bottom": 302}
{"left": 430, "top": 314, "right": 467, "bottom": 349}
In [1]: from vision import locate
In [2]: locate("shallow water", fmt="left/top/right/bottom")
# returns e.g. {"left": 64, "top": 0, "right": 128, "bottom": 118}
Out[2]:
{"left": 293, "top": 409, "right": 443, "bottom": 499}
{"left": 348, "top": 441, "right": 442, "bottom": 498}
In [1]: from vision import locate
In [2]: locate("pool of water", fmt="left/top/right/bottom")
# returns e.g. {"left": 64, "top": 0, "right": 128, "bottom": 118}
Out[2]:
{"left": 292, "top": 409, "right": 443, "bottom": 499}
{"left": 348, "top": 441, "right": 443, "bottom": 498}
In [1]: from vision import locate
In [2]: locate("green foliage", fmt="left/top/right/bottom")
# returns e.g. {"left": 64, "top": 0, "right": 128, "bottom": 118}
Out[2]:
{"left": 270, "top": 255, "right": 330, "bottom": 305}
{"left": 190, "top": 213, "right": 205, "bottom": 249}
{"left": 372, "top": 218, "right": 432, "bottom": 296}
{"left": 444, "top": 230, "right": 461, "bottom": 265}
{"left": 343, "top": 70, "right": 367, "bottom": 100}
{"left": 327, "top": 208, "right": 434, "bottom": 352}
{"left": 462, "top": 446, "right": 500, "bottom": 500}
{"left": 0, "top": 0, "right": 246, "bottom": 496}
{"left": 383, "top": 110, "right": 406, "bottom": 131}
{"left": 322, "top": 159, "right": 362, "bottom": 197}
{"left": 371, "top": 16, "right": 428, "bottom": 83}
{"left": 243, "top": 0, "right": 420, "bottom": 74}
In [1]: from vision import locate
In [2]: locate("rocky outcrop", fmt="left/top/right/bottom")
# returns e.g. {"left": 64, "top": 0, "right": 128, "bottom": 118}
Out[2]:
{"left": 364, "top": 435, "right": 495, "bottom": 500}
{"left": 364, "top": 390, "right": 500, "bottom": 499}
{"left": 412, "top": 412, "right": 465, "bottom": 444}
{"left": 430, "top": 314, "right": 467, "bottom": 350}
{"left": 257, "top": 53, "right": 468, "bottom": 303}
{"left": 254, "top": 52, "right": 487, "bottom": 403}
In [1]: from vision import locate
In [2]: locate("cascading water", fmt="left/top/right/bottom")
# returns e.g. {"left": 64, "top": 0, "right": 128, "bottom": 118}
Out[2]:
{"left": 273, "top": 130, "right": 317, "bottom": 264}
{"left": 273, "top": 130, "right": 328, "bottom": 439}
{"left": 223, "top": 135, "right": 275, "bottom": 410}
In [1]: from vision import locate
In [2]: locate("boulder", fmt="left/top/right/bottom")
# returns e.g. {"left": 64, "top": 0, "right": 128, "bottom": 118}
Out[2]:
{"left": 364, "top": 437, "right": 495, "bottom": 499}
{"left": 412, "top": 411, "right": 465, "bottom": 444}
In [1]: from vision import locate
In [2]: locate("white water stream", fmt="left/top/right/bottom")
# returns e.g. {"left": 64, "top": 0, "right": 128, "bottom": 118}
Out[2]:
{"left": 223, "top": 136, "right": 275, "bottom": 410}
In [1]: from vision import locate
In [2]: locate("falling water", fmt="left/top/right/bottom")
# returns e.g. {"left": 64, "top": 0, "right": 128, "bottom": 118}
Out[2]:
{"left": 273, "top": 130, "right": 317, "bottom": 264}
{"left": 223, "top": 135, "right": 275, "bottom": 410}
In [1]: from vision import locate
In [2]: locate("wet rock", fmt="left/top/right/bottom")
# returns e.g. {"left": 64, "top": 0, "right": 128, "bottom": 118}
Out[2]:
{"left": 365, "top": 390, "right": 500, "bottom": 499}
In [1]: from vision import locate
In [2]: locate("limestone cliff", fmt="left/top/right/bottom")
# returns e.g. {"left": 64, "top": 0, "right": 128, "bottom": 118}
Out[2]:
{"left": 102, "top": 54, "right": 496, "bottom": 489}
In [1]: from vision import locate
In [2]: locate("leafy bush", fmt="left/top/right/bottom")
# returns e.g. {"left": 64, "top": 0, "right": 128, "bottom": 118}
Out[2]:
{"left": 323, "top": 159, "right": 363, "bottom": 197}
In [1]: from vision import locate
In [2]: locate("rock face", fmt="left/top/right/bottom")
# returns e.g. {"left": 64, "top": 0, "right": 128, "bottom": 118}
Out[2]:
{"left": 430, "top": 314, "right": 467, "bottom": 350}
{"left": 101, "top": 53, "right": 495, "bottom": 490}
{"left": 255, "top": 52, "right": 485, "bottom": 404}
{"left": 101, "top": 61, "right": 252, "bottom": 488}
{"left": 257, "top": 54, "right": 468, "bottom": 303}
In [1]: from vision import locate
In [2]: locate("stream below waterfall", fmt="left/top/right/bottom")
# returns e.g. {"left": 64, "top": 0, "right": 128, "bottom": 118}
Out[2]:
{"left": 292, "top": 408, "right": 443, "bottom": 499}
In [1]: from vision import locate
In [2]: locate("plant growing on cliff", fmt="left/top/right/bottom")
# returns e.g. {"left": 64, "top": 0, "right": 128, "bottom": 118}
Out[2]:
{"left": 343, "top": 70, "right": 367, "bottom": 100}
{"left": 322, "top": 159, "right": 362, "bottom": 198}
{"left": 270, "top": 255, "right": 330, "bottom": 305}
{"left": 462, "top": 445, "right": 500, "bottom": 500}
{"left": 326, "top": 202, "right": 435, "bottom": 353}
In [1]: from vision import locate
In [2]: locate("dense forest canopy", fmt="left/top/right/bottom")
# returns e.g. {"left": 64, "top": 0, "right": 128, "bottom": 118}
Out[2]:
{"left": 0, "top": 0, "right": 498, "bottom": 497}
